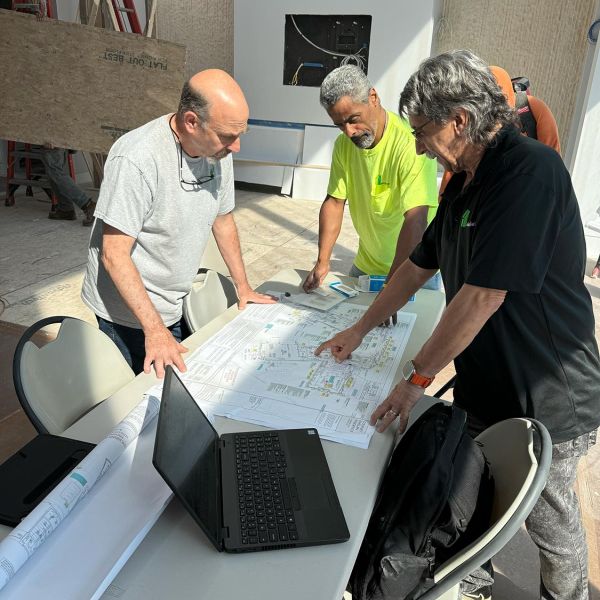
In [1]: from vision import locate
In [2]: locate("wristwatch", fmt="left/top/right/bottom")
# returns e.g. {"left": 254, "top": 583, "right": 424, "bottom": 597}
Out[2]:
{"left": 402, "top": 360, "right": 435, "bottom": 389}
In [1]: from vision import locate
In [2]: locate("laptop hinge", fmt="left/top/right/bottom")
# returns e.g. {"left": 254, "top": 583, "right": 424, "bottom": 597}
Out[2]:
{"left": 221, "top": 526, "right": 230, "bottom": 540}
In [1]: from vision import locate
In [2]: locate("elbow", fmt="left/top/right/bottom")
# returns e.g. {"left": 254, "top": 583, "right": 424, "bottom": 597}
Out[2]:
{"left": 465, "top": 284, "right": 507, "bottom": 316}
{"left": 482, "top": 289, "right": 507, "bottom": 315}
{"left": 100, "top": 246, "right": 121, "bottom": 274}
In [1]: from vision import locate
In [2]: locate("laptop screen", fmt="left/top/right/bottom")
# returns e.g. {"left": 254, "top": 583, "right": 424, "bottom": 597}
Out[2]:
{"left": 153, "top": 368, "right": 222, "bottom": 550}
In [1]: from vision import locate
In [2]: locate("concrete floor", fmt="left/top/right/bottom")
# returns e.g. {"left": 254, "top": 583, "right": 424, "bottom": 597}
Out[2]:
{"left": 0, "top": 184, "right": 599, "bottom": 599}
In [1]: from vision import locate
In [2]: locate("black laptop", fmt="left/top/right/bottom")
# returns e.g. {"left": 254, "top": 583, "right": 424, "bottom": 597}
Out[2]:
{"left": 152, "top": 366, "right": 350, "bottom": 552}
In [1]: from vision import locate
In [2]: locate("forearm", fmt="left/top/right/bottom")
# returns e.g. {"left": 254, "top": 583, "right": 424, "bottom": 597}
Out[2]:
{"left": 388, "top": 206, "right": 429, "bottom": 277}
{"left": 413, "top": 284, "right": 506, "bottom": 377}
{"left": 316, "top": 196, "right": 345, "bottom": 265}
{"left": 212, "top": 212, "right": 252, "bottom": 293}
{"left": 355, "top": 260, "right": 434, "bottom": 335}
{"left": 102, "top": 253, "right": 164, "bottom": 333}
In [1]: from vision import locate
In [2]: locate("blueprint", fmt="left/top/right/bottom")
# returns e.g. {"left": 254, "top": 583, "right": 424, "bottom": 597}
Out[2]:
{"left": 153, "top": 302, "right": 416, "bottom": 449}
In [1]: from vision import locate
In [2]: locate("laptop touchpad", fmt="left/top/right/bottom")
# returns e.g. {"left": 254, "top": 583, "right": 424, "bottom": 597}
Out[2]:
{"left": 297, "top": 476, "right": 331, "bottom": 509}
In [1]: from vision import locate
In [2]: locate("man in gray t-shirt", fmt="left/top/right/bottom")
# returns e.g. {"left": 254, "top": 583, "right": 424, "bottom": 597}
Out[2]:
{"left": 82, "top": 69, "right": 275, "bottom": 377}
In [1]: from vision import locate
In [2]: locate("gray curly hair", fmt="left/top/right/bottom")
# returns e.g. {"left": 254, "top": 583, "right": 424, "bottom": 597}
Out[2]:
{"left": 320, "top": 65, "right": 372, "bottom": 109}
{"left": 399, "top": 50, "right": 517, "bottom": 146}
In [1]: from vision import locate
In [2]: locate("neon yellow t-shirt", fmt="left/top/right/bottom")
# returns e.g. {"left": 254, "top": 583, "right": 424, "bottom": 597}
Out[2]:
{"left": 327, "top": 111, "right": 438, "bottom": 275}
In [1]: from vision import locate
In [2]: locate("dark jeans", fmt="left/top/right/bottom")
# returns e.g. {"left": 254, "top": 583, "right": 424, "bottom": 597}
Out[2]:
{"left": 97, "top": 316, "right": 189, "bottom": 375}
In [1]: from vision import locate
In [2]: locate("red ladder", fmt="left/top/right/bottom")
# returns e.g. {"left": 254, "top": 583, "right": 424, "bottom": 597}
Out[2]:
{"left": 5, "top": 1, "right": 76, "bottom": 208}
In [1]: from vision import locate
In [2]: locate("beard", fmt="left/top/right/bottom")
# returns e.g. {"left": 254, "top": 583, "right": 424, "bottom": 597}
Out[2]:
{"left": 350, "top": 131, "right": 375, "bottom": 149}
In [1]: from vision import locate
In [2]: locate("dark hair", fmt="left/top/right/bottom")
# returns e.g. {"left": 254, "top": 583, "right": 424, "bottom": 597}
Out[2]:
{"left": 177, "top": 80, "right": 210, "bottom": 125}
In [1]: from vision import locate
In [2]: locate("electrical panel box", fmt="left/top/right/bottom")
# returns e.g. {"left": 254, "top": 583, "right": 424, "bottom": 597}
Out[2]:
{"left": 283, "top": 14, "right": 371, "bottom": 87}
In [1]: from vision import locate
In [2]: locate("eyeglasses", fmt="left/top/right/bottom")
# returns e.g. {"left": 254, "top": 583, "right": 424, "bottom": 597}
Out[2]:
{"left": 410, "top": 119, "right": 433, "bottom": 140}
{"left": 178, "top": 142, "right": 215, "bottom": 186}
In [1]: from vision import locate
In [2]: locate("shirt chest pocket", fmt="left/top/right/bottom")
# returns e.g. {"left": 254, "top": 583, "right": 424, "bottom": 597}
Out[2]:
{"left": 370, "top": 183, "right": 392, "bottom": 216}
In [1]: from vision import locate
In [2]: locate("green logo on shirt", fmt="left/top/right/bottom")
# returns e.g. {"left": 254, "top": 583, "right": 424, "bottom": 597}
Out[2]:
{"left": 460, "top": 209, "right": 471, "bottom": 228}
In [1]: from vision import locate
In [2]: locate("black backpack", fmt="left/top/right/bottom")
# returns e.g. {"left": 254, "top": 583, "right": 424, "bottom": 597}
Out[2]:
{"left": 349, "top": 403, "right": 494, "bottom": 600}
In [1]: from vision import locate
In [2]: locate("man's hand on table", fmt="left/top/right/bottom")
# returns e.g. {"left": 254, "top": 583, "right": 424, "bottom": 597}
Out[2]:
{"left": 303, "top": 262, "right": 329, "bottom": 293}
{"left": 144, "top": 325, "right": 188, "bottom": 378}
{"left": 314, "top": 326, "right": 364, "bottom": 363}
{"left": 237, "top": 286, "right": 278, "bottom": 310}
{"left": 369, "top": 379, "right": 424, "bottom": 434}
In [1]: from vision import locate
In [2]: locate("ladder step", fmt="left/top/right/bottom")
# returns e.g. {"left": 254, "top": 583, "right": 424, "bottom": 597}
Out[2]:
{"left": 8, "top": 177, "right": 51, "bottom": 187}
{"left": 11, "top": 150, "right": 45, "bottom": 159}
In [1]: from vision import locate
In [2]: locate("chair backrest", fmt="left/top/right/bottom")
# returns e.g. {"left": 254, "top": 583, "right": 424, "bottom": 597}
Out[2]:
{"left": 417, "top": 417, "right": 552, "bottom": 600}
{"left": 13, "top": 316, "right": 135, "bottom": 435}
{"left": 182, "top": 269, "right": 237, "bottom": 333}
{"left": 199, "top": 234, "right": 229, "bottom": 273}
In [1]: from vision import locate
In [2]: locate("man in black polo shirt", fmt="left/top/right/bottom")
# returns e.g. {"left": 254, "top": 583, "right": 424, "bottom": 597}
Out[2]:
{"left": 315, "top": 50, "right": 600, "bottom": 600}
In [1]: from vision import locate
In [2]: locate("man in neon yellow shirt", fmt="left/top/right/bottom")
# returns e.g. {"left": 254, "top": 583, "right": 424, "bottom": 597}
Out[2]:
{"left": 303, "top": 65, "right": 439, "bottom": 293}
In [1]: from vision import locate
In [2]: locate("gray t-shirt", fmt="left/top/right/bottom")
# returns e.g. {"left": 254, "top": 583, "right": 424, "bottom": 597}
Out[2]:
{"left": 81, "top": 115, "right": 234, "bottom": 327}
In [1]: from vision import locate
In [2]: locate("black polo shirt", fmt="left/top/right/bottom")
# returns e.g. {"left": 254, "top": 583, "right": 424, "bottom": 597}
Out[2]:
{"left": 411, "top": 125, "right": 600, "bottom": 443}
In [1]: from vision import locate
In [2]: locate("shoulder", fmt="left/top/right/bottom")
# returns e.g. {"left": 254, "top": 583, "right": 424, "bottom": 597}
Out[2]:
{"left": 496, "top": 128, "right": 563, "bottom": 180}
{"left": 108, "top": 115, "right": 170, "bottom": 167}
{"left": 332, "top": 132, "right": 349, "bottom": 153}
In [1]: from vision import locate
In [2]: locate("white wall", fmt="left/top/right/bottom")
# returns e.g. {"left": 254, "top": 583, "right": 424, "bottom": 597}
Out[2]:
{"left": 234, "top": 0, "right": 435, "bottom": 125}
{"left": 570, "top": 34, "right": 600, "bottom": 259}
{"left": 233, "top": 0, "right": 435, "bottom": 197}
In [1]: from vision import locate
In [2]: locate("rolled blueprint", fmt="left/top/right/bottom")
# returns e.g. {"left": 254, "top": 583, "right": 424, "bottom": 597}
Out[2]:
{"left": 0, "top": 394, "right": 160, "bottom": 591}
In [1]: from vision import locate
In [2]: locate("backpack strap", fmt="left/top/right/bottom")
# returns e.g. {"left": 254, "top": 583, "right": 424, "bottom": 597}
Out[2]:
{"left": 515, "top": 90, "right": 538, "bottom": 140}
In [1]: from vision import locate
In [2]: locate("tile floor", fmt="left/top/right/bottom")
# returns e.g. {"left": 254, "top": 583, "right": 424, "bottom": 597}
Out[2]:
{"left": 0, "top": 184, "right": 599, "bottom": 599}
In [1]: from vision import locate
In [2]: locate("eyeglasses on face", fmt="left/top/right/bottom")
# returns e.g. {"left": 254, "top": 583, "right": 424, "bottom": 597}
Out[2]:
{"left": 410, "top": 118, "right": 433, "bottom": 140}
{"left": 178, "top": 143, "right": 215, "bottom": 186}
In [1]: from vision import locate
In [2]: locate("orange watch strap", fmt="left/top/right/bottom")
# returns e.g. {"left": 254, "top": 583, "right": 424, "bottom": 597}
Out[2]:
{"left": 409, "top": 371, "right": 435, "bottom": 388}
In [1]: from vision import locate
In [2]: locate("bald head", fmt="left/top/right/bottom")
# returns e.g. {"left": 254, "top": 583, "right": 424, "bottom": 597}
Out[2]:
{"left": 179, "top": 69, "right": 248, "bottom": 128}
{"left": 174, "top": 69, "right": 249, "bottom": 159}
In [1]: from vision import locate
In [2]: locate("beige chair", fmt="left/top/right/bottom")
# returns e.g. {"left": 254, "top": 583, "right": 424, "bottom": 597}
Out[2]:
{"left": 182, "top": 269, "right": 238, "bottom": 333}
{"left": 199, "top": 234, "right": 228, "bottom": 273}
{"left": 13, "top": 316, "right": 135, "bottom": 435}
{"left": 417, "top": 417, "right": 552, "bottom": 600}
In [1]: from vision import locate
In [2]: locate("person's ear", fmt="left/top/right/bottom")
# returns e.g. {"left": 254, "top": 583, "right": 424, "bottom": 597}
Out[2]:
{"left": 368, "top": 88, "right": 379, "bottom": 108}
{"left": 182, "top": 111, "right": 199, "bottom": 133}
{"left": 453, "top": 109, "right": 468, "bottom": 136}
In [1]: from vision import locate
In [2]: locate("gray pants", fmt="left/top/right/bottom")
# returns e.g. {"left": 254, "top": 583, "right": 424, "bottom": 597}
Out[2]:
{"left": 41, "top": 148, "right": 88, "bottom": 212}
{"left": 467, "top": 411, "right": 596, "bottom": 600}
{"left": 525, "top": 428, "right": 597, "bottom": 600}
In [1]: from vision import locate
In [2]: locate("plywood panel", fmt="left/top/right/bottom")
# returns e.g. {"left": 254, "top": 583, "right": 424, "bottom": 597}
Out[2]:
{"left": 155, "top": 0, "right": 233, "bottom": 77}
{"left": 434, "top": 0, "right": 597, "bottom": 147}
{"left": 0, "top": 9, "right": 185, "bottom": 153}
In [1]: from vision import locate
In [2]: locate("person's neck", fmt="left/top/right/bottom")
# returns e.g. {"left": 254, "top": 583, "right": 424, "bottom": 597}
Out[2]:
{"left": 458, "top": 123, "right": 502, "bottom": 185}
{"left": 371, "top": 106, "right": 388, "bottom": 147}
{"left": 458, "top": 145, "right": 486, "bottom": 184}
{"left": 169, "top": 113, "right": 201, "bottom": 158}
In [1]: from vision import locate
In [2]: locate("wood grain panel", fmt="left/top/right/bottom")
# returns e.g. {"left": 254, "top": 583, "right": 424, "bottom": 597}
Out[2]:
{"left": 0, "top": 9, "right": 185, "bottom": 153}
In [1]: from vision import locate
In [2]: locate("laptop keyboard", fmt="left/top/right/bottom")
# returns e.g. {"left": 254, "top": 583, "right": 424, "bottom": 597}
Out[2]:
{"left": 234, "top": 432, "right": 299, "bottom": 546}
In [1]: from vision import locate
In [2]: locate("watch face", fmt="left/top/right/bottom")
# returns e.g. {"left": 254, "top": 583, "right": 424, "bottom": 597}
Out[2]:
{"left": 402, "top": 360, "right": 415, "bottom": 380}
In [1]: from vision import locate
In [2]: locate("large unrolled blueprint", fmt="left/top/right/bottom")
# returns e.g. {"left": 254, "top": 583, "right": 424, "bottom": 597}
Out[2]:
{"left": 0, "top": 395, "right": 161, "bottom": 593}
{"left": 147, "top": 302, "right": 417, "bottom": 449}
